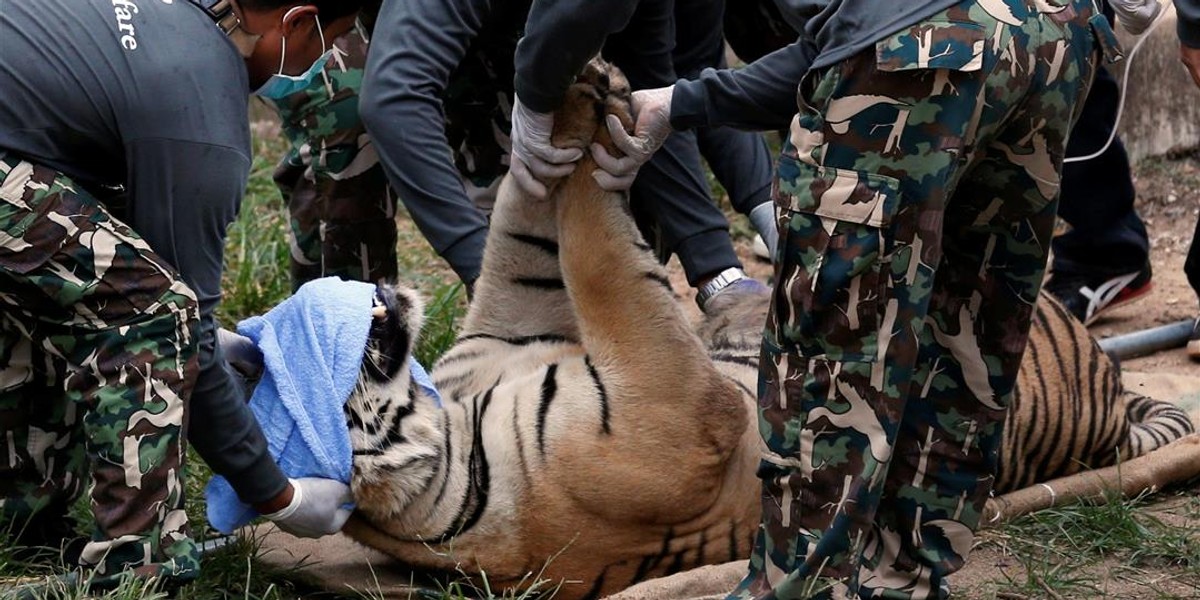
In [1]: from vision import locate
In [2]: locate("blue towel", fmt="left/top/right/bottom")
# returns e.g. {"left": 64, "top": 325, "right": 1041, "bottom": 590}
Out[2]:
{"left": 205, "top": 277, "right": 376, "bottom": 534}
{"left": 411, "top": 357, "right": 443, "bottom": 408}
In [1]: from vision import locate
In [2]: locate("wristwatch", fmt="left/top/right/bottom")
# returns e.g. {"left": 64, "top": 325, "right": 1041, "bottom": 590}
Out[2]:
{"left": 191, "top": 0, "right": 260, "bottom": 57}
{"left": 696, "top": 267, "right": 748, "bottom": 308}
{"left": 192, "top": 0, "right": 239, "bottom": 33}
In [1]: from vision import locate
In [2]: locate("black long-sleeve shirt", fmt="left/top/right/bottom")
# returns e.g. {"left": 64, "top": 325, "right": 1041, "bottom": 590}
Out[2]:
{"left": 514, "top": 0, "right": 957, "bottom": 128}
{"left": 362, "top": 0, "right": 533, "bottom": 284}
{"left": 0, "top": 0, "right": 286, "bottom": 504}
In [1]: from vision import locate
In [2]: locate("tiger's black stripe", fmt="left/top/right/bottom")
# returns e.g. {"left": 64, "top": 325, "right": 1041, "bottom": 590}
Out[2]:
{"left": 584, "top": 356, "right": 611, "bottom": 435}
{"left": 537, "top": 364, "right": 559, "bottom": 456}
{"left": 1036, "top": 304, "right": 1076, "bottom": 482}
{"left": 1078, "top": 310, "right": 1107, "bottom": 465}
{"left": 727, "top": 520, "right": 740, "bottom": 561}
{"left": 1058, "top": 303, "right": 1087, "bottom": 471}
{"left": 711, "top": 352, "right": 760, "bottom": 368}
{"left": 1141, "top": 414, "right": 1170, "bottom": 445}
{"left": 379, "top": 408, "right": 413, "bottom": 448}
{"left": 666, "top": 547, "right": 688, "bottom": 576}
{"left": 347, "top": 403, "right": 367, "bottom": 433}
{"left": 458, "top": 388, "right": 494, "bottom": 535}
{"left": 433, "top": 349, "right": 488, "bottom": 368}
{"left": 578, "top": 568, "right": 609, "bottom": 600}
{"left": 362, "top": 399, "right": 414, "bottom": 441}
{"left": 349, "top": 453, "right": 434, "bottom": 473}
{"left": 430, "top": 410, "right": 455, "bottom": 510}
{"left": 435, "top": 389, "right": 493, "bottom": 541}
{"left": 630, "top": 528, "right": 676, "bottom": 585}
{"left": 645, "top": 272, "right": 672, "bottom": 293}
{"left": 509, "top": 233, "right": 559, "bottom": 256}
{"left": 511, "top": 385, "right": 534, "bottom": 487}
{"left": 1020, "top": 309, "right": 1051, "bottom": 487}
{"left": 514, "top": 276, "right": 566, "bottom": 290}
{"left": 432, "top": 371, "right": 475, "bottom": 398}
{"left": 456, "top": 333, "right": 576, "bottom": 346}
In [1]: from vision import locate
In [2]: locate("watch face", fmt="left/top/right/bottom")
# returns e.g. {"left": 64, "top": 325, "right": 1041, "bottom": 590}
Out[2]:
{"left": 194, "top": 0, "right": 231, "bottom": 21}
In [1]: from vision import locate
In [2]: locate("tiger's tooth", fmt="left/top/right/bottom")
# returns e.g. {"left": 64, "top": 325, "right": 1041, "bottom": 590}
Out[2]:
{"left": 372, "top": 306, "right": 387, "bottom": 319}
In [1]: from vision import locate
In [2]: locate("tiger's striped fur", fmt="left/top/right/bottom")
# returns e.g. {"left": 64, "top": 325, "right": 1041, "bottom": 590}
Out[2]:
{"left": 1001, "top": 293, "right": 1194, "bottom": 491}
{"left": 340, "top": 59, "right": 1194, "bottom": 599}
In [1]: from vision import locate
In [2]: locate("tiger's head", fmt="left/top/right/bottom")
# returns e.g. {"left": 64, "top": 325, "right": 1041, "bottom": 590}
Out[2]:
{"left": 346, "top": 283, "right": 447, "bottom": 524}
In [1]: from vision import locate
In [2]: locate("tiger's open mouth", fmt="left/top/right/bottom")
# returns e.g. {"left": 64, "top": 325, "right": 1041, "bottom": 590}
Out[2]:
{"left": 363, "top": 285, "right": 413, "bottom": 383}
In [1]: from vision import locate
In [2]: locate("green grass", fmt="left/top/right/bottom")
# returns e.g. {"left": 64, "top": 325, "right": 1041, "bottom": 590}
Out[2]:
{"left": 215, "top": 151, "right": 293, "bottom": 326}
{"left": 978, "top": 490, "right": 1200, "bottom": 599}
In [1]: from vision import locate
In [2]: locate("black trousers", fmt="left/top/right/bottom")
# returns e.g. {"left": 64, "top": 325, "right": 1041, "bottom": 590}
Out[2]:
{"left": 604, "top": 0, "right": 772, "bottom": 286}
{"left": 1053, "top": 62, "right": 1150, "bottom": 279}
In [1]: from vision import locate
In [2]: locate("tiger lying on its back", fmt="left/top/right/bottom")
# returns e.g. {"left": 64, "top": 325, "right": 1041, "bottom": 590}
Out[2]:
{"left": 340, "top": 59, "right": 1194, "bottom": 599}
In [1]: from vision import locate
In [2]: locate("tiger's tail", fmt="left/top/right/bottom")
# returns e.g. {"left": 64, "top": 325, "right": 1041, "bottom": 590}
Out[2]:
{"left": 1122, "top": 391, "right": 1196, "bottom": 457}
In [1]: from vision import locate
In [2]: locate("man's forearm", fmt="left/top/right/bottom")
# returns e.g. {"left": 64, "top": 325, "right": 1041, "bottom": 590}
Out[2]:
{"left": 188, "top": 315, "right": 289, "bottom": 505}
{"left": 360, "top": 88, "right": 490, "bottom": 283}
{"left": 360, "top": 0, "right": 494, "bottom": 283}
{"left": 669, "top": 39, "right": 817, "bottom": 132}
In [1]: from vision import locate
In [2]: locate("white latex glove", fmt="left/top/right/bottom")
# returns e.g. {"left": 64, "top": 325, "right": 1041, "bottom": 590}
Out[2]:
{"left": 218, "top": 327, "right": 263, "bottom": 382}
{"left": 264, "top": 477, "right": 354, "bottom": 538}
{"left": 510, "top": 96, "right": 585, "bottom": 199}
{"left": 591, "top": 85, "right": 675, "bottom": 192}
{"left": 1109, "top": 0, "right": 1162, "bottom": 35}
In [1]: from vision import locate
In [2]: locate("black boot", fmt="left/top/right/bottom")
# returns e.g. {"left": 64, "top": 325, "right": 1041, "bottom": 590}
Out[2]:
{"left": 7, "top": 508, "right": 87, "bottom": 567}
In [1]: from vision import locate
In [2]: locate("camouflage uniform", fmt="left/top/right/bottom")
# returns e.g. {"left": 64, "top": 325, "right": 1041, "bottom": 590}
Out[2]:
{"left": 738, "top": 0, "right": 1116, "bottom": 598}
{"left": 268, "top": 20, "right": 399, "bottom": 289}
{"left": 0, "top": 155, "right": 201, "bottom": 585}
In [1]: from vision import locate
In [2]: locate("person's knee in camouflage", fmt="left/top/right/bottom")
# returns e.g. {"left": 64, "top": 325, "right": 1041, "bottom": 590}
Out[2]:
{"left": 0, "top": 0, "right": 374, "bottom": 594}
{"left": 0, "top": 157, "right": 202, "bottom": 590}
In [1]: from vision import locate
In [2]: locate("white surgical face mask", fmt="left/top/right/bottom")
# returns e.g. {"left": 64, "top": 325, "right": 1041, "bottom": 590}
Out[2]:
{"left": 253, "top": 7, "right": 332, "bottom": 99}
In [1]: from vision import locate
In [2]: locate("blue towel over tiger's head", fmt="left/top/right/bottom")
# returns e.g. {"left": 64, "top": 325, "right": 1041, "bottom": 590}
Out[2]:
{"left": 204, "top": 277, "right": 439, "bottom": 534}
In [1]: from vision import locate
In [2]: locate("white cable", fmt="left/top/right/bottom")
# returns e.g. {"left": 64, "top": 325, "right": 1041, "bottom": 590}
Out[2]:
{"left": 1064, "top": 1, "right": 1174, "bottom": 163}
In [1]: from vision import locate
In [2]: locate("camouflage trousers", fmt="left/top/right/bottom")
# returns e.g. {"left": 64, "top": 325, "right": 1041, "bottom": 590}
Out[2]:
{"left": 736, "top": 0, "right": 1114, "bottom": 598}
{"left": 0, "top": 155, "right": 201, "bottom": 585}
{"left": 269, "top": 21, "right": 398, "bottom": 290}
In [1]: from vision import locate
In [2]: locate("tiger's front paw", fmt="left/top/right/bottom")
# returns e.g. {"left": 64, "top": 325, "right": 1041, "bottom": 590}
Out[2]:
{"left": 550, "top": 57, "right": 633, "bottom": 156}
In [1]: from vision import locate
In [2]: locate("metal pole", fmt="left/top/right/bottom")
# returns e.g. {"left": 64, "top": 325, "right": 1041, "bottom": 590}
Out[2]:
{"left": 1096, "top": 318, "right": 1195, "bottom": 360}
